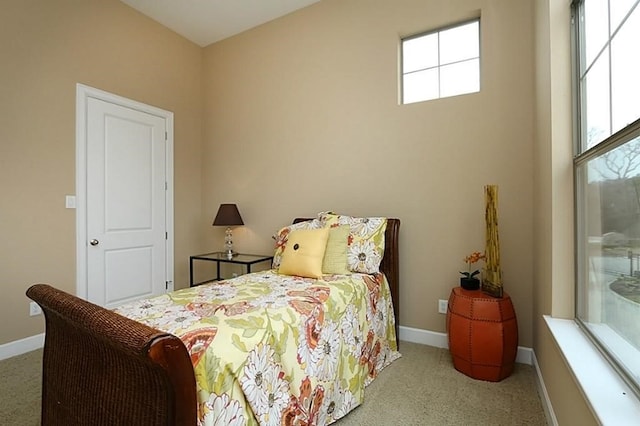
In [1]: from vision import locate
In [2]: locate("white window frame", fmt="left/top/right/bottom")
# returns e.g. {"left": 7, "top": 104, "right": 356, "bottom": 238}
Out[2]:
{"left": 573, "top": 0, "right": 640, "bottom": 399}
{"left": 400, "top": 18, "right": 480, "bottom": 105}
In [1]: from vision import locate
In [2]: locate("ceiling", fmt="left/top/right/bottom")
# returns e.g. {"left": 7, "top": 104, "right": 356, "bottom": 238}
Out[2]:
{"left": 121, "top": 0, "right": 321, "bottom": 47}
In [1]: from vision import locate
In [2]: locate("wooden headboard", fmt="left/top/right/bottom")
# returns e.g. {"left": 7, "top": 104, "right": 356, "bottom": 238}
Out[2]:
{"left": 293, "top": 217, "right": 400, "bottom": 342}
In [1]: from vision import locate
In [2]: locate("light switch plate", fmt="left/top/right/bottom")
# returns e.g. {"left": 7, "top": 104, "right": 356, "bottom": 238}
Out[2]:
{"left": 65, "top": 195, "right": 76, "bottom": 209}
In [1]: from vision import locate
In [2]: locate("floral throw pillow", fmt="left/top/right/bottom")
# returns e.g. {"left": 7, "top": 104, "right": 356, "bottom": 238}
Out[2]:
{"left": 317, "top": 212, "right": 387, "bottom": 274}
{"left": 272, "top": 219, "right": 323, "bottom": 269}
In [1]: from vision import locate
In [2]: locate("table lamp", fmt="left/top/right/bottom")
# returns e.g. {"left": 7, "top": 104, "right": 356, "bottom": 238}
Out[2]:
{"left": 212, "top": 203, "right": 244, "bottom": 258}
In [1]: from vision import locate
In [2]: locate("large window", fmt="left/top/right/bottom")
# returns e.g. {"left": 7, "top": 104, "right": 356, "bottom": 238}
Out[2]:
{"left": 574, "top": 0, "right": 640, "bottom": 396}
{"left": 401, "top": 19, "right": 480, "bottom": 104}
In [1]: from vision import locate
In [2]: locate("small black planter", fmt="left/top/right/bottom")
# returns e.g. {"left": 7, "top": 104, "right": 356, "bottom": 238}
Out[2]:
{"left": 460, "top": 277, "right": 480, "bottom": 290}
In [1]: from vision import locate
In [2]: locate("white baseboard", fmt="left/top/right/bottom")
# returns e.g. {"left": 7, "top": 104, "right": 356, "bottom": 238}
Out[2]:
{"left": 398, "top": 325, "right": 533, "bottom": 365}
{"left": 531, "top": 347, "right": 559, "bottom": 426}
{"left": 4, "top": 326, "right": 534, "bottom": 365}
{"left": 7, "top": 325, "right": 554, "bottom": 423}
{"left": 399, "top": 325, "right": 449, "bottom": 349}
{"left": 0, "top": 333, "right": 44, "bottom": 361}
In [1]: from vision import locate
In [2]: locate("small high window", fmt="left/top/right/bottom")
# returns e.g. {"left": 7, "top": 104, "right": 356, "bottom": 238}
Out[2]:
{"left": 401, "top": 19, "right": 480, "bottom": 104}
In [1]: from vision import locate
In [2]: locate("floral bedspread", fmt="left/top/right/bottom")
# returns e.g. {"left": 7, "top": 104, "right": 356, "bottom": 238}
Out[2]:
{"left": 114, "top": 270, "right": 400, "bottom": 426}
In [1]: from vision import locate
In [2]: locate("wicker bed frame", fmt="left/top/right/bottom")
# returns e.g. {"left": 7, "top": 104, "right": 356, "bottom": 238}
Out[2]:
{"left": 27, "top": 218, "right": 400, "bottom": 425}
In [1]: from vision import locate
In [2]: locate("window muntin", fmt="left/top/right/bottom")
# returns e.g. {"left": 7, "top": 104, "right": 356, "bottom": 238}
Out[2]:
{"left": 574, "top": 0, "right": 640, "bottom": 396}
{"left": 439, "top": 22, "right": 479, "bottom": 64}
{"left": 403, "top": 34, "right": 438, "bottom": 73}
{"left": 583, "top": 0, "right": 608, "bottom": 67}
{"left": 401, "top": 19, "right": 479, "bottom": 104}
{"left": 611, "top": 0, "right": 639, "bottom": 31}
{"left": 578, "top": 1, "right": 640, "bottom": 149}
{"left": 584, "top": 49, "right": 610, "bottom": 148}
{"left": 611, "top": 6, "right": 640, "bottom": 133}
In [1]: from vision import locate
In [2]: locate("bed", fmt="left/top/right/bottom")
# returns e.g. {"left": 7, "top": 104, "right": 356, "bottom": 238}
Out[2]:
{"left": 27, "top": 213, "right": 400, "bottom": 426}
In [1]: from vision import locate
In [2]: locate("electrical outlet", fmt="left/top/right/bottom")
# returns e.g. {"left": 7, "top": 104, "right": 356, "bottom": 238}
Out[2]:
{"left": 438, "top": 299, "right": 448, "bottom": 314}
{"left": 29, "top": 301, "right": 42, "bottom": 316}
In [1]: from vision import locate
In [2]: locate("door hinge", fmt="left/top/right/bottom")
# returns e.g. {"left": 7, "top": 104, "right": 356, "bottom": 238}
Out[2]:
{"left": 165, "top": 231, "right": 168, "bottom": 240}
{"left": 165, "top": 181, "right": 168, "bottom": 190}
{"left": 165, "top": 131, "right": 167, "bottom": 140}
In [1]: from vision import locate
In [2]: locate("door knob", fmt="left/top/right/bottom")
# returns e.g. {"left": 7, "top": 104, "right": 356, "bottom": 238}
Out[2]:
{"left": 90, "top": 239, "right": 99, "bottom": 246}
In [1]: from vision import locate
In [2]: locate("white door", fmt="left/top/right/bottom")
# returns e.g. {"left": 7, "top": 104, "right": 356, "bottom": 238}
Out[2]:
{"left": 76, "top": 85, "right": 174, "bottom": 308}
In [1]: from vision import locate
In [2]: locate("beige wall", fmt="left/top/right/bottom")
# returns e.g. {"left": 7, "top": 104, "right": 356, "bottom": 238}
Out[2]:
{"left": 0, "top": 0, "right": 601, "bottom": 422}
{"left": 202, "top": 0, "right": 536, "bottom": 345}
{"left": 533, "top": 0, "right": 597, "bottom": 424}
{"left": 0, "top": 0, "right": 203, "bottom": 344}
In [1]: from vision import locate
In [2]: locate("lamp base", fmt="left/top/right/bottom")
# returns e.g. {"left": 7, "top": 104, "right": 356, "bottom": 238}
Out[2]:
{"left": 224, "top": 228, "right": 236, "bottom": 258}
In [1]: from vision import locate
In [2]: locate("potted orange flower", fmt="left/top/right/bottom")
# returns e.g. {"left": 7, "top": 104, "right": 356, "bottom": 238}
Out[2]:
{"left": 460, "top": 251, "right": 485, "bottom": 290}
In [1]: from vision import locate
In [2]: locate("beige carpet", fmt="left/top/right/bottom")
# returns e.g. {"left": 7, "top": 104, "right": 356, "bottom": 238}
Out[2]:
{"left": 0, "top": 341, "right": 547, "bottom": 425}
{"left": 0, "top": 348, "right": 41, "bottom": 426}
{"left": 336, "top": 342, "right": 547, "bottom": 425}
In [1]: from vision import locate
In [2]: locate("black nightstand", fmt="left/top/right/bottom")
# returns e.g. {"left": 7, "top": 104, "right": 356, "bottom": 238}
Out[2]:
{"left": 189, "top": 252, "right": 274, "bottom": 287}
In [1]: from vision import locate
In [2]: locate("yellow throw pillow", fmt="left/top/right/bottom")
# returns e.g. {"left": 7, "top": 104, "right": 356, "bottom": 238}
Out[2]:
{"left": 278, "top": 228, "right": 330, "bottom": 279}
{"left": 322, "top": 225, "right": 350, "bottom": 275}
{"left": 272, "top": 219, "right": 323, "bottom": 269}
{"left": 317, "top": 212, "right": 387, "bottom": 274}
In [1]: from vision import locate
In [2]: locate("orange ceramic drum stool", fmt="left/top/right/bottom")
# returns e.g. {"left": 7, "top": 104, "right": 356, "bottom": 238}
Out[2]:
{"left": 446, "top": 287, "right": 518, "bottom": 382}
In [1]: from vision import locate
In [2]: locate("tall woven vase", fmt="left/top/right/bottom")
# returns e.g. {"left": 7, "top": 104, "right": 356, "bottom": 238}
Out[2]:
{"left": 483, "top": 185, "right": 503, "bottom": 297}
